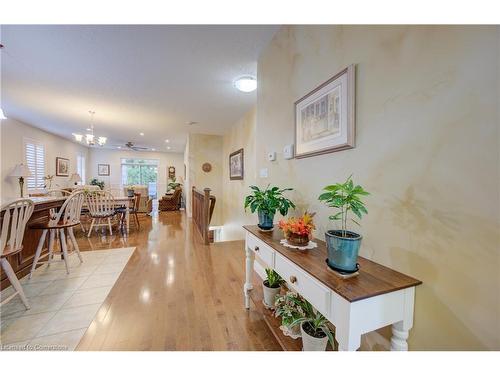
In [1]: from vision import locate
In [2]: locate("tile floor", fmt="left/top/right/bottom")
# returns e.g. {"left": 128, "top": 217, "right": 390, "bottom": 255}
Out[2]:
{"left": 0, "top": 247, "right": 135, "bottom": 351}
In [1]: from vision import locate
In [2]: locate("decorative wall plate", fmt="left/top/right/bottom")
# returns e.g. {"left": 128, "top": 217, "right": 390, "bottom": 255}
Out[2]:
{"left": 202, "top": 162, "right": 212, "bottom": 172}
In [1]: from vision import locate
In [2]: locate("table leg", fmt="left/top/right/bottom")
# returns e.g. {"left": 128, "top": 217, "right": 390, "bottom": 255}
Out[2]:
{"left": 390, "top": 287, "right": 415, "bottom": 351}
{"left": 126, "top": 203, "right": 130, "bottom": 233}
{"left": 243, "top": 245, "right": 254, "bottom": 309}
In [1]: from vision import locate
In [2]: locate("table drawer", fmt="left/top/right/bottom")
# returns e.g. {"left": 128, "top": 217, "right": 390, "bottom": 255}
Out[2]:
{"left": 246, "top": 233, "right": 275, "bottom": 267}
{"left": 275, "top": 252, "right": 330, "bottom": 317}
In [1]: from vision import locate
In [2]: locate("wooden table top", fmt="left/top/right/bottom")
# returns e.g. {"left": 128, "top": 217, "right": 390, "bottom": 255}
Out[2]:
{"left": 244, "top": 225, "right": 422, "bottom": 302}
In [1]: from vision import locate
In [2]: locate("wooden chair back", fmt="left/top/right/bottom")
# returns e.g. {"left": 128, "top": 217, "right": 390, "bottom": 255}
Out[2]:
{"left": 0, "top": 199, "right": 34, "bottom": 256}
{"left": 134, "top": 192, "right": 141, "bottom": 211}
{"left": 50, "top": 190, "right": 86, "bottom": 226}
{"left": 86, "top": 190, "right": 116, "bottom": 217}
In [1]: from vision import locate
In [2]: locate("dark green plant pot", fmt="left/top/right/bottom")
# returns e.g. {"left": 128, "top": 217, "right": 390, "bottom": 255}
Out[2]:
{"left": 127, "top": 189, "right": 134, "bottom": 197}
{"left": 257, "top": 210, "right": 275, "bottom": 230}
{"left": 325, "top": 230, "right": 362, "bottom": 272}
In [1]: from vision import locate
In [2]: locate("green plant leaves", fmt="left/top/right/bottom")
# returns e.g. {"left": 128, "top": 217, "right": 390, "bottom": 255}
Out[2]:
{"left": 244, "top": 185, "right": 295, "bottom": 216}
{"left": 318, "top": 176, "right": 369, "bottom": 234}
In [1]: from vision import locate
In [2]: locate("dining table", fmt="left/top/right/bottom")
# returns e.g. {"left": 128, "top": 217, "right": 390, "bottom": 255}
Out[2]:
{"left": 82, "top": 195, "right": 135, "bottom": 234}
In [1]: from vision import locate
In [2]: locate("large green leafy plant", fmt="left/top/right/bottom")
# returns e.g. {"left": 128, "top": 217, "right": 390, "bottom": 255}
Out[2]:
{"left": 290, "top": 299, "right": 335, "bottom": 346}
{"left": 318, "top": 176, "right": 369, "bottom": 237}
{"left": 244, "top": 185, "right": 296, "bottom": 216}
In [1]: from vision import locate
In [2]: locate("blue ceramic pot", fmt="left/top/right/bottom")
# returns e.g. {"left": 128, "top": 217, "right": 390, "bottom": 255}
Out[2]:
{"left": 325, "top": 230, "right": 362, "bottom": 272}
{"left": 258, "top": 210, "right": 275, "bottom": 230}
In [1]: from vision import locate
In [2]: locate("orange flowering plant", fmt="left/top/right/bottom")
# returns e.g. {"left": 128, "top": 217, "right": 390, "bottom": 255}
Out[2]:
{"left": 278, "top": 212, "right": 316, "bottom": 239}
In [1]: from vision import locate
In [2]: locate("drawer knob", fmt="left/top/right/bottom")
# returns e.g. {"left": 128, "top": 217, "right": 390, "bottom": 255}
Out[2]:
{"left": 254, "top": 246, "right": 259, "bottom": 252}
{"left": 289, "top": 276, "right": 297, "bottom": 284}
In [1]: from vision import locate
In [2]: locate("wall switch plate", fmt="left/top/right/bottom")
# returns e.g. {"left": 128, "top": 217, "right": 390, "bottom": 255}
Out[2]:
{"left": 259, "top": 168, "right": 268, "bottom": 178}
{"left": 283, "top": 144, "right": 294, "bottom": 159}
{"left": 267, "top": 151, "right": 276, "bottom": 161}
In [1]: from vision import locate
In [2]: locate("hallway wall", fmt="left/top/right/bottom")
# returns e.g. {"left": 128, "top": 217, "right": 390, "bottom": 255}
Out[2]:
{"left": 253, "top": 25, "right": 499, "bottom": 350}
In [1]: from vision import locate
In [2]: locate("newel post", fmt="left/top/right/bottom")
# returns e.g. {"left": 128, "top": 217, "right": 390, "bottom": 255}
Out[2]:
{"left": 203, "top": 188, "right": 211, "bottom": 245}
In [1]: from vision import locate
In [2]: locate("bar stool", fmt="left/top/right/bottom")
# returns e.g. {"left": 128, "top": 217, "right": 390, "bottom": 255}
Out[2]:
{"left": 29, "top": 191, "right": 85, "bottom": 277}
{"left": 0, "top": 199, "right": 34, "bottom": 309}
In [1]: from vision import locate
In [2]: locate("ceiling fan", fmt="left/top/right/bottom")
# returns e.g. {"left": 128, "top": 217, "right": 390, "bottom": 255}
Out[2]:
{"left": 113, "top": 141, "right": 149, "bottom": 151}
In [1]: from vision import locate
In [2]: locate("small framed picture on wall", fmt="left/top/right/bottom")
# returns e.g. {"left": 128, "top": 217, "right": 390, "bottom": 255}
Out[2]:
{"left": 229, "top": 148, "right": 244, "bottom": 180}
{"left": 56, "top": 157, "right": 70, "bottom": 177}
{"left": 98, "top": 164, "right": 110, "bottom": 176}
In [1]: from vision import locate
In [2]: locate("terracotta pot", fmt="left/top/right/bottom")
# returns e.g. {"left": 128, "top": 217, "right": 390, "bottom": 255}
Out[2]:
{"left": 286, "top": 232, "right": 310, "bottom": 246}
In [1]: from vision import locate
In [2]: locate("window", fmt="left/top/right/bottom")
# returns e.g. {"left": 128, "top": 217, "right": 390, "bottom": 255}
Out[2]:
{"left": 24, "top": 138, "right": 45, "bottom": 191}
{"left": 77, "top": 154, "right": 86, "bottom": 185}
{"left": 120, "top": 158, "right": 159, "bottom": 198}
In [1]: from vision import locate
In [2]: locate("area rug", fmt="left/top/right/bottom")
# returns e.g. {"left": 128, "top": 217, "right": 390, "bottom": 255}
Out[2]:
{"left": 0, "top": 247, "right": 136, "bottom": 351}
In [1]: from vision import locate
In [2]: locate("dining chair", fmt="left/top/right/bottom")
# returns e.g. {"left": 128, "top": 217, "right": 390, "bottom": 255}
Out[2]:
{"left": 117, "top": 192, "right": 141, "bottom": 230}
{"left": 29, "top": 191, "right": 86, "bottom": 277}
{"left": 1, "top": 199, "right": 34, "bottom": 309}
{"left": 86, "top": 190, "right": 117, "bottom": 237}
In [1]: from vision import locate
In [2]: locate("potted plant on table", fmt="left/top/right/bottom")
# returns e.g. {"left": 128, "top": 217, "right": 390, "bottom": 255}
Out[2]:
{"left": 262, "top": 268, "right": 284, "bottom": 308}
{"left": 125, "top": 184, "right": 136, "bottom": 197}
{"left": 318, "top": 176, "right": 369, "bottom": 273}
{"left": 244, "top": 185, "right": 295, "bottom": 231}
{"left": 278, "top": 212, "right": 316, "bottom": 247}
{"left": 274, "top": 291, "right": 306, "bottom": 339}
{"left": 90, "top": 178, "right": 105, "bottom": 190}
{"left": 290, "top": 299, "right": 335, "bottom": 351}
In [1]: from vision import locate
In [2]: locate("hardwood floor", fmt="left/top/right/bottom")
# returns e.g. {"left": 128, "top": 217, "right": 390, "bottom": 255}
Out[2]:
{"left": 74, "top": 210, "right": 281, "bottom": 350}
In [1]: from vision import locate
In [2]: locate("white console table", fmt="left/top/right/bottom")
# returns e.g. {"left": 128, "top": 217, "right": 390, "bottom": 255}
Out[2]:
{"left": 243, "top": 225, "right": 421, "bottom": 351}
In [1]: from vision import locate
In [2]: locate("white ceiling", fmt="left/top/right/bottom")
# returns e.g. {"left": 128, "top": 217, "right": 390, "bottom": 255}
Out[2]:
{"left": 0, "top": 25, "right": 279, "bottom": 152}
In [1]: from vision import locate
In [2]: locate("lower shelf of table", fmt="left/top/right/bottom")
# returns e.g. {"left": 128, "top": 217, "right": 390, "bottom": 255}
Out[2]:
{"left": 250, "top": 271, "right": 336, "bottom": 351}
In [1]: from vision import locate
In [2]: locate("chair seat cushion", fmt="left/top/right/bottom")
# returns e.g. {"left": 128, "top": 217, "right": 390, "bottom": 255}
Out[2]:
{"left": 90, "top": 211, "right": 116, "bottom": 218}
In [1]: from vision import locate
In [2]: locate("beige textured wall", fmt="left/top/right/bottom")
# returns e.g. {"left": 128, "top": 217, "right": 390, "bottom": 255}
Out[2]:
{"left": 255, "top": 25, "right": 499, "bottom": 350}
{"left": 221, "top": 108, "right": 257, "bottom": 241}
{"left": 187, "top": 133, "right": 223, "bottom": 225}
{"left": 1, "top": 117, "right": 89, "bottom": 201}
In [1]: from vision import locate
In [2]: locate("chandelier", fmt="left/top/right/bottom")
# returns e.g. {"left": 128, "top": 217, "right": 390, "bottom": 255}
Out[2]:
{"left": 73, "top": 110, "right": 107, "bottom": 146}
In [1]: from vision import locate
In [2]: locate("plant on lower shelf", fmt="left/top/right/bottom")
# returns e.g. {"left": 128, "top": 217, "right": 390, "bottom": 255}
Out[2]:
{"left": 318, "top": 175, "right": 369, "bottom": 273}
{"left": 262, "top": 268, "right": 284, "bottom": 307}
{"left": 244, "top": 185, "right": 296, "bottom": 230}
{"left": 278, "top": 212, "right": 316, "bottom": 246}
{"left": 290, "top": 299, "right": 335, "bottom": 351}
{"left": 274, "top": 291, "right": 306, "bottom": 338}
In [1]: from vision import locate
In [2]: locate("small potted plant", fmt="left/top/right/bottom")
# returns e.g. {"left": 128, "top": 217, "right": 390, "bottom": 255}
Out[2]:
{"left": 274, "top": 291, "right": 306, "bottom": 338}
{"left": 290, "top": 299, "right": 335, "bottom": 351}
{"left": 125, "top": 184, "right": 136, "bottom": 197}
{"left": 318, "top": 176, "right": 369, "bottom": 272}
{"left": 90, "top": 178, "right": 105, "bottom": 190}
{"left": 244, "top": 185, "right": 295, "bottom": 230}
{"left": 262, "top": 268, "right": 283, "bottom": 308}
{"left": 278, "top": 212, "right": 316, "bottom": 246}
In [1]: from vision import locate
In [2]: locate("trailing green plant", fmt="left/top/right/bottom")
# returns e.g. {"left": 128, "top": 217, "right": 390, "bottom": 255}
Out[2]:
{"left": 244, "top": 185, "right": 296, "bottom": 216}
{"left": 290, "top": 299, "right": 335, "bottom": 346}
{"left": 90, "top": 178, "right": 105, "bottom": 190}
{"left": 274, "top": 291, "right": 306, "bottom": 327}
{"left": 318, "top": 175, "right": 369, "bottom": 237}
{"left": 264, "top": 268, "right": 283, "bottom": 288}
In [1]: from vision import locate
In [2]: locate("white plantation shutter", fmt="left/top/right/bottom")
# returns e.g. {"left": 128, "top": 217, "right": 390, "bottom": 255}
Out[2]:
{"left": 24, "top": 139, "right": 45, "bottom": 190}
{"left": 77, "top": 154, "right": 86, "bottom": 184}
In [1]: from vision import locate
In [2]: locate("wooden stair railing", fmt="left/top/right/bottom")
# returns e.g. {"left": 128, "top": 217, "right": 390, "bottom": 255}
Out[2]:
{"left": 192, "top": 186, "right": 216, "bottom": 245}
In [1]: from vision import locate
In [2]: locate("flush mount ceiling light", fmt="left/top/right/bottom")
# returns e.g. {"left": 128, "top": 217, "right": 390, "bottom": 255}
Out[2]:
{"left": 234, "top": 76, "right": 257, "bottom": 93}
{"left": 165, "top": 139, "right": 170, "bottom": 143}
{"left": 140, "top": 132, "right": 144, "bottom": 136}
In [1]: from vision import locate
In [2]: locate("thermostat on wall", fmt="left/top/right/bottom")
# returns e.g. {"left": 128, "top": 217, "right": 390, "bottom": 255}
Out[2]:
{"left": 283, "top": 144, "right": 294, "bottom": 159}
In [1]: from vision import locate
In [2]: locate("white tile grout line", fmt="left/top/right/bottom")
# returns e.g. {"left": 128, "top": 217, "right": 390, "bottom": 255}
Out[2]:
{"left": 0, "top": 247, "right": 136, "bottom": 349}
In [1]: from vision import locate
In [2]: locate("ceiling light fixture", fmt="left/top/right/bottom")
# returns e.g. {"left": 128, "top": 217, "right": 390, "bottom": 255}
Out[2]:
{"left": 73, "top": 110, "right": 107, "bottom": 147}
{"left": 165, "top": 139, "right": 170, "bottom": 143}
{"left": 140, "top": 132, "right": 144, "bottom": 136}
{"left": 234, "top": 76, "right": 257, "bottom": 93}
{"left": 167, "top": 146, "right": 171, "bottom": 150}
{"left": 152, "top": 148, "right": 156, "bottom": 151}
